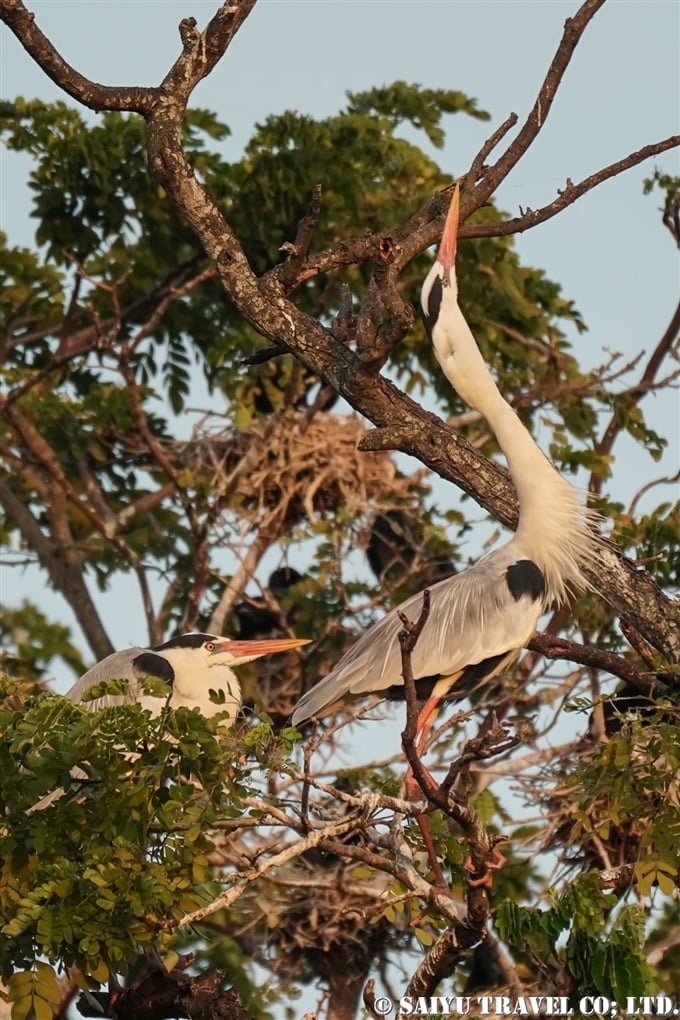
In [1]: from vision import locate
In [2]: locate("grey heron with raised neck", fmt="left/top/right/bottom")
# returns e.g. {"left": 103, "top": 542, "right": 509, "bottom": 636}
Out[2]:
{"left": 292, "top": 184, "right": 599, "bottom": 879}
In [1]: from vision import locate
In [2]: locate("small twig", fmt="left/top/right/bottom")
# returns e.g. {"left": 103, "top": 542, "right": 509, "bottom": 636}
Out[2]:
{"left": 628, "top": 470, "right": 680, "bottom": 519}
{"left": 272, "top": 183, "right": 324, "bottom": 291}
{"left": 363, "top": 979, "right": 381, "bottom": 1020}
{"left": 468, "top": 113, "right": 518, "bottom": 185}
{"left": 592, "top": 295, "right": 680, "bottom": 495}
{"left": 300, "top": 729, "right": 315, "bottom": 829}
{"left": 438, "top": 721, "right": 520, "bottom": 798}
{"left": 240, "top": 343, "right": 287, "bottom": 367}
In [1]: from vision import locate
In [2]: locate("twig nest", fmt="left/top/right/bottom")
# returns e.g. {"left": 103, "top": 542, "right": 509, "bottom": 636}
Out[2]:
{"left": 179, "top": 411, "right": 416, "bottom": 528}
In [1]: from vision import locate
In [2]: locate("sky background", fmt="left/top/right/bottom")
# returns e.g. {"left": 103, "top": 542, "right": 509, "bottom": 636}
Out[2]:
{"left": 1, "top": 0, "right": 679, "bottom": 663}
{"left": 1, "top": 3, "right": 679, "bottom": 1012}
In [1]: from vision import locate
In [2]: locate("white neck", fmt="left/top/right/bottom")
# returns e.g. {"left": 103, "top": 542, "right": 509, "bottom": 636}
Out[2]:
{"left": 431, "top": 292, "right": 596, "bottom": 602}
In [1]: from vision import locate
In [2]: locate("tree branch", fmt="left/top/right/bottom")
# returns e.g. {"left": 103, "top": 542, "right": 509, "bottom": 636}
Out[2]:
{"left": 0, "top": 0, "right": 155, "bottom": 112}
{"left": 160, "top": 2, "right": 257, "bottom": 100}
{"left": 467, "top": 134, "right": 680, "bottom": 241}
{"left": 470, "top": 0, "right": 607, "bottom": 209}
{"left": 158, "top": 812, "right": 369, "bottom": 929}
{"left": 0, "top": 479, "right": 114, "bottom": 659}
{"left": 76, "top": 968, "right": 258, "bottom": 1020}
{"left": 529, "top": 632, "right": 672, "bottom": 691}
{"left": 592, "top": 293, "right": 680, "bottom": 493}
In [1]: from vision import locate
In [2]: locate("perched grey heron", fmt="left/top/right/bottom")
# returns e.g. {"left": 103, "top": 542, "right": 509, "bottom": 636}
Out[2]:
{"left": 27, "top": 633, "right": 309, "bottom": 813}
{"left": 292, "top": 184, "right": 599, "bottom": 883}
{"left": 69, "top": 632, "right": 310, "bottom": 723}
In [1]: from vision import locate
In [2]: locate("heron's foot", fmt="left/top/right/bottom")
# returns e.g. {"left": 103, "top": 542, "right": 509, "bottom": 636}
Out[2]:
{"left": 404, "top": 764, "right": 439, "bottom": 803}
{"left": 463, "top": 846, "right": 507, "bottom": 889}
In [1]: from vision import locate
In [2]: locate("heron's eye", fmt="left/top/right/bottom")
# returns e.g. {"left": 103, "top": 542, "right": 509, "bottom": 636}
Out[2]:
{"left": 205, "top": 642, "right": 216, "bottom": 652}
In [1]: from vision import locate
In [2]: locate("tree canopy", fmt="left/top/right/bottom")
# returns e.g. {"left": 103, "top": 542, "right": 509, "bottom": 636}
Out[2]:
{"left": 0, "top": 1, "right": 679, "bottom": 1018}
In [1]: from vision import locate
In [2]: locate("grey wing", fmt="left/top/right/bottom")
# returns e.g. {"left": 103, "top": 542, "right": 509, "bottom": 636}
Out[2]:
{"left": 65, "top": 648, "right": 149, "bottom": 710}
{"left": 292, "top": 551, "right": 543, "bottom": 723}
{"left": 29, "top": 648, "right": 151, "bottom": 813}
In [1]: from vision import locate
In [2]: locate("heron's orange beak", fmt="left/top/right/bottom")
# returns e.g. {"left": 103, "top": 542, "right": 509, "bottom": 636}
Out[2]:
{"left": 214, "top": 637, "right": 310, "bottom": 659}
{"left": 437, "top": 182, "right": 460, "bottom": 274}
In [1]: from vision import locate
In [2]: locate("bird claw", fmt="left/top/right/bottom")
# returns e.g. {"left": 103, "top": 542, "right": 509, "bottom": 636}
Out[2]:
{"left": 463, "top": 847, "right": 507, "bottom": 888}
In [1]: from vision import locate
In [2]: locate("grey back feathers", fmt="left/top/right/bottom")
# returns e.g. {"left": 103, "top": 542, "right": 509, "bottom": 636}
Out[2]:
{"left": 65, "top": 647, "right": 166, "bottom": 712}
{"left": 291, "top": 546, "right": 545, "bottom": 724}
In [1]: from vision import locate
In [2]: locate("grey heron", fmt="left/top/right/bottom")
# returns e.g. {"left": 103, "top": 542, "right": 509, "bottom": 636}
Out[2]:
{"left": 27, "top": 633, "right": 309, "bottom": 813}
{"left": 69, "top": 632, "right": 310, "bottom": 722}
{"left": 292, "top": 184, "right": 599, "bottom": 881}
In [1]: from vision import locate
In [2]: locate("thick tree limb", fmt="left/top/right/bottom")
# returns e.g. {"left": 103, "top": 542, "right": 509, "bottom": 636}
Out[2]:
{"left": 3, "top": 2, "right": 678, "bottom": 671}
{"left": 399, "top": 928, "right": 481, "bottom": 1013}
{"left": 0, "top": 480, "right": 114, "bottom": 659}
{"left": 528, "top": 632, "right": 670, "bottom": 692}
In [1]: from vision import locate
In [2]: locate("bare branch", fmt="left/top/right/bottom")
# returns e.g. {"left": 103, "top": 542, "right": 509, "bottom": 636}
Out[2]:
{"left": 0, "top": 479, "right": 114, "bottom": 659}
{"left": 471, "top": 0, "right": 607, "bottom": 208}
{"left": 272, "top": 183, "right": 324, "bottom": 291}
{"left": 397, "top": 592, "right": 447, "bottom": 810}
{"left": 592, "top": 295, "right": 680, "bottom": 493}
{"left": 160, "top": 1, "right": 257, "bottom": 101}
{"left": 160, "top": 812, "right": 369, "bottom": 929}
{"left": 208, "top": 518, "right": 280, "bottom": 635}
{"left": 266, "top": 130, "right": 680, "bottom": 291}
{"left": 528, "top": 632, "right": 670, "bottom": 692}
{"left": 467, "top": 114, "right": 518, "bottom": 186}
{"left": 0, "top": 0, "right": 154, "bottom": 112}
{"left": 628, "top": 469, "right": 680, "bottom": 519}
{"left": 470, "top": 134, "right": 680, "bottom": 239}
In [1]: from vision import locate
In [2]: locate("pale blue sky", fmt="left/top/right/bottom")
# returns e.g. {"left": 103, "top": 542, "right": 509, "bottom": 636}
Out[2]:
{"left": 1, "top": 6, "right": 679, "bottom": 1010}
{"left": 1, "top": 0, "right": 679, "bottom": 661}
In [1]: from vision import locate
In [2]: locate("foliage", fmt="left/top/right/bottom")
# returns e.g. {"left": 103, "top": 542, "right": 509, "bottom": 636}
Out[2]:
{"left": 0, "top": 601, "right": 86, "bottom": 679}
{"left": 0, "top": 674, "right": 276, "bottom": 1014}
{"left": 0, "top": 68, "right": 678, "bottom": 1020}
{"left": 496, "top": 881, "right": 656, "bottom": 1000}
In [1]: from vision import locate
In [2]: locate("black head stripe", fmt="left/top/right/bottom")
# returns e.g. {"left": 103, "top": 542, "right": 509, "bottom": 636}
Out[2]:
{"left": 506, "top": 560, "right": 546, "bottom": 602}
{"left": 132, "top": 651, "right": 175, "bottom": 685}
{"left": 154, "top": 633, "right": 218, "bottom": 651}
{"left": 420, "top": 275, "right": 443, "bottom": 340}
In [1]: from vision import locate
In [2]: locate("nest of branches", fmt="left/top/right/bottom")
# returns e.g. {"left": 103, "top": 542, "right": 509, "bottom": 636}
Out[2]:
{"left": 243, "top": 854, "right": 411, "bottom": 992}
{"left": 175, "top": 410, "right": 418, "bottom": 529}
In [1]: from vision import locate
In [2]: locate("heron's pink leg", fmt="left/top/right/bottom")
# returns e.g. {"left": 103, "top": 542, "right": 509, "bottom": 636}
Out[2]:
{"left": 404, "top": 694, "right": 442, "bottom": 791}
{"left": 414, "top": 814, "right": 450, "bottom": 890}
{"left": 404, "top": 695, "right": 451, "bottom": 889}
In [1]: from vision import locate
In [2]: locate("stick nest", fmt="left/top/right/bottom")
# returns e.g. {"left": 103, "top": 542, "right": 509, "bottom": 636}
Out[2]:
{"left": 177, "top": 410, "right": 419, "bottom": 529}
